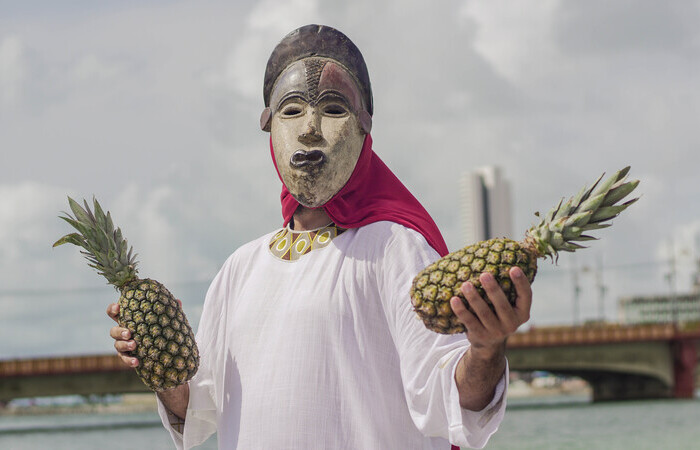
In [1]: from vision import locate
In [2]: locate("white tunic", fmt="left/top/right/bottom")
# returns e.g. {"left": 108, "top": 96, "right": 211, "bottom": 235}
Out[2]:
{"left": 157, "top": 221, "right": 507, "bottom": 449}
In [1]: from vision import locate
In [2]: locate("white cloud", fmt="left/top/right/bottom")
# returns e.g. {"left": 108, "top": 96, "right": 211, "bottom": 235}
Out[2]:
{"left": 205, "top": 34, "right": 268, "bottom": 99}
{"left": 247, "top": 0, "right": 320, "bottom": 32}
{"left": 460, "top": 0, "right": 560, "bottom": 83}
{"left": 0, "top": 182, "right": 92, "bottom": 290}
{"left": 205, "top": 0, "right": 321, "bottom": 99}
{"left": 112, "top": 184, "right": 179, "bottom": 276}
{"left": 552, "top": 0, "right": 700, "bottom": 56}
{"left": 0, "top": 183, "right": 62, "bottom": 259}
{"left": 71, "top": 54, "right": 124, "bottom": 82}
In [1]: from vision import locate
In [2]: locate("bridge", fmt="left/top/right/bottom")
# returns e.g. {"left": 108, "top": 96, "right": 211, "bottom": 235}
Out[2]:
{"left": 1, "top": 323, "right": 698, "bottom": 403}
{"left": 0, "top": 353, "right": 147, "bottom": 403}
{"left": 506, "top": 322, "right": 700, "bottom": 401}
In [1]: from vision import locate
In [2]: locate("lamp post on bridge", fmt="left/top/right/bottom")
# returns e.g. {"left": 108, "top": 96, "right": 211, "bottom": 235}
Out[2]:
{"left": 581, "top": 255, "right": 608, "bottom": 323}
{"left": 664, "top": 240, "right": 679, "bottom": 324}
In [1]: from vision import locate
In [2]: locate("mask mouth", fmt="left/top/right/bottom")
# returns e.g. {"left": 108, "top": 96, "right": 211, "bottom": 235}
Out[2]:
{"left": 290, "top": 150, "right": 326, "bottom": 168}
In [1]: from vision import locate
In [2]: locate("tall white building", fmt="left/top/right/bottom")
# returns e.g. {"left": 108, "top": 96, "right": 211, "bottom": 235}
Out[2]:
{"left": 460, "top": 166, "right": 513, "bottom": 244}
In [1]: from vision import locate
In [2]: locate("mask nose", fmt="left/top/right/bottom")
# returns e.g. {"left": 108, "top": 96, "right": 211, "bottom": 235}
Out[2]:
{"left": 298, "top": 111, "right": 323, "bottom": 145}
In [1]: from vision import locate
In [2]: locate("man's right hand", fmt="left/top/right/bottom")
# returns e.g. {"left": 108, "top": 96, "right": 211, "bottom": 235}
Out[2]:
{"left": 107, "top": 303, "right": 139, "bottom": 368}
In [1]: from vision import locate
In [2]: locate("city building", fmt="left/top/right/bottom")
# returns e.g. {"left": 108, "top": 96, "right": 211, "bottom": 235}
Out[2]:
{"left": 618, "top": 293, "right": 700, "bottom": 324}
{"left": 460, "top": 166, "right": 513, "bottom": 243}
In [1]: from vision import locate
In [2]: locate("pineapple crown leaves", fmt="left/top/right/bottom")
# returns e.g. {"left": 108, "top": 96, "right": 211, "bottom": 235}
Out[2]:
{"left": 53, "top": 197, "right": 139, "bottom": 289}
{"left": 527, "top": 166, "right": 639, "bottom": 261}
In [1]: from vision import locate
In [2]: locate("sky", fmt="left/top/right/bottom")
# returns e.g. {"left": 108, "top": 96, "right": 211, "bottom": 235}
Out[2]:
{"left": 1, "top": 0, "right": 699, "bottom": 358}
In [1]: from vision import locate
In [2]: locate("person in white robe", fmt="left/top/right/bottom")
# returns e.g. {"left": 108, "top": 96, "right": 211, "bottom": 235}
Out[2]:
{"left": 107, "top": 24, "right": 533, "bottom": 450}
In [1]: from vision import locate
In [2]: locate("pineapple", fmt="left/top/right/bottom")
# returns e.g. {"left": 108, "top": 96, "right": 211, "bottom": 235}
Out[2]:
{"left": 411, "top": 167, "right": 639, "bottom": 334}
{"left": 53, "top": 197, "right": 199, "bottom": 390}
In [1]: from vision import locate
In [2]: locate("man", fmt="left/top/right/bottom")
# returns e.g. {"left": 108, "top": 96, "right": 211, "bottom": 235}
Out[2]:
{"left": 108, "top": 24, "right": 531, "bottom": 449}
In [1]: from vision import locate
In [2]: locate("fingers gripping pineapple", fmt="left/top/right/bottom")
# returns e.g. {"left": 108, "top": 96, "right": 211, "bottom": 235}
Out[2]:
{"left": 54, "top": 197, "right": 199, "bottom": 391}
{"left": 411, "top": 167, "right": 639, "bottom": 334}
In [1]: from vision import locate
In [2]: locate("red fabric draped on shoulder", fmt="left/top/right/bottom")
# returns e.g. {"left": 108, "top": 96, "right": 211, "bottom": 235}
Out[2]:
{"left": 271, "top": 134, "right": 449, "bottom": 257}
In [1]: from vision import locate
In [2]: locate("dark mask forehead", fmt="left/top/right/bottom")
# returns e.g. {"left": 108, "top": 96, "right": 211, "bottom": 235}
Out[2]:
{"left": 269, "top": 58, "right": 364, "bottom": 113}
{"left": 317, "top": 62, "right": 364, "bottom": 113}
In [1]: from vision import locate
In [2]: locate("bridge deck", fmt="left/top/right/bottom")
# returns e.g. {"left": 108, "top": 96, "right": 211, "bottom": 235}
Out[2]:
{"left": 0, "top": 354, "right": 129, "bottom": 378}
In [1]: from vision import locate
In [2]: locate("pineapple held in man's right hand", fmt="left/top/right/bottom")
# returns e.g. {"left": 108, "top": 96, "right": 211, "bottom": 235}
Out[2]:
{"left": 54, "top": 197, "right": 200, "bottom": 390}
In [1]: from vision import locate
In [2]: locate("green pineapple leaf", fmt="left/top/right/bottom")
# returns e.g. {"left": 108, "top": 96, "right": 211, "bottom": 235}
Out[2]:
{"left": 54, "top": 196, "right": 139, "bottom": 288}
{"left": 53, "top": 233, "right": 85, "bottom": 248}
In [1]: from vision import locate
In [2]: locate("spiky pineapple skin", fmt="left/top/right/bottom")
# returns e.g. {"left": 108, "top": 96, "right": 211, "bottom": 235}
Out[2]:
{"left": 410, "top": 238, "right": 537, "bottom": 334}
{"left": 118, "top": 278, "right": 199, "bottom": 391}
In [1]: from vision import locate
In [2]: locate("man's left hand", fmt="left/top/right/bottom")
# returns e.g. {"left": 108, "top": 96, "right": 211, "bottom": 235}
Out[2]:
{"left": 450, "top": 266, "right": 532, "bottom": 351}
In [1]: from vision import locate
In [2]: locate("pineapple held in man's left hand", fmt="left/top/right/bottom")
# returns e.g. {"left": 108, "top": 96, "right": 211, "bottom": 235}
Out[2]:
{"left": 53, "top": 197, "right": 199, "bottom": 391}
{"left": 411, "top": 167, "right": 639, "bottom": 334}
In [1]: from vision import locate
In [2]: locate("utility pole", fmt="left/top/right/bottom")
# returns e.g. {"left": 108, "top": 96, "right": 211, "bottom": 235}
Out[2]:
{"left": 595, "top": 255, "right": 607, "bottom": 322}
{"left": 664, "top": 239, "right": 678, "bottom": 324}
{"left": 693, "top": 234, "right": 700, "bottom": 294}
{"left": 572, "top": 259, "right": 581, "bottom": 326}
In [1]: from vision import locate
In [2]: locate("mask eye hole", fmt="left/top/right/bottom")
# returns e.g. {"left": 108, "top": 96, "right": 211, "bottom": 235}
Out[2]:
{"left": 281, "top": 105, "right": 303, "bottom": 117}
{"left": 322, "top": 103, "right": 348, "bottom": 116}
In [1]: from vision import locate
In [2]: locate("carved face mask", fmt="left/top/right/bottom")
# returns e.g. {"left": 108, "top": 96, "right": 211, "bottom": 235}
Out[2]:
{"left": 265, "top": 58, "right": 372, "bottom": 208}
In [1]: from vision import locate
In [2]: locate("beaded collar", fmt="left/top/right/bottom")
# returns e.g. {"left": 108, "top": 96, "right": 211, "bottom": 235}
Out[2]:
{"left": 268, "top": 223, "right": 347, "bottom": 261}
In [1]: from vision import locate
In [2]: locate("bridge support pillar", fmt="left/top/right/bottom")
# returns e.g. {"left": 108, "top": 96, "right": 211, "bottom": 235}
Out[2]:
{"left": 672, "top": 339, "right": 697, "bottom": 399}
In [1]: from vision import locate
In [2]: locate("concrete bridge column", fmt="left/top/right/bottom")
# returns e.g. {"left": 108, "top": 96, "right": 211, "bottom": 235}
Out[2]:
{"left": 673, "top": 339, "right": 697, "bottom": 398}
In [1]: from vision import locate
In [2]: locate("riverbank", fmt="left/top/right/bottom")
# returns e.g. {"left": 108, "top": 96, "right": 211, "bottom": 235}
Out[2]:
{"left": 508, "top": 377, "right": 592, "bottom": 399}
{"left": 0, "top": 393, "right": 157, "bottom": 417}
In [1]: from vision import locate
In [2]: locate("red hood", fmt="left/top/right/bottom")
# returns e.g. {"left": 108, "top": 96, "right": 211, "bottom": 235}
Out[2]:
{"left": 270, "top": 134, "right": 448, "bottom": 257}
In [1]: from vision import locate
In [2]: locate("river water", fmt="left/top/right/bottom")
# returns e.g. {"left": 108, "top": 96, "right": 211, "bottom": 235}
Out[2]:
{"left": 1, "top": 396, "right": 699, "bottom": 449}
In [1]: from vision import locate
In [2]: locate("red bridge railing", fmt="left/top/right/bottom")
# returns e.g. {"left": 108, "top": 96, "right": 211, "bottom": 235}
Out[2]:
{"left": 507, "top": 323, "right": 687, "bottom": 348}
